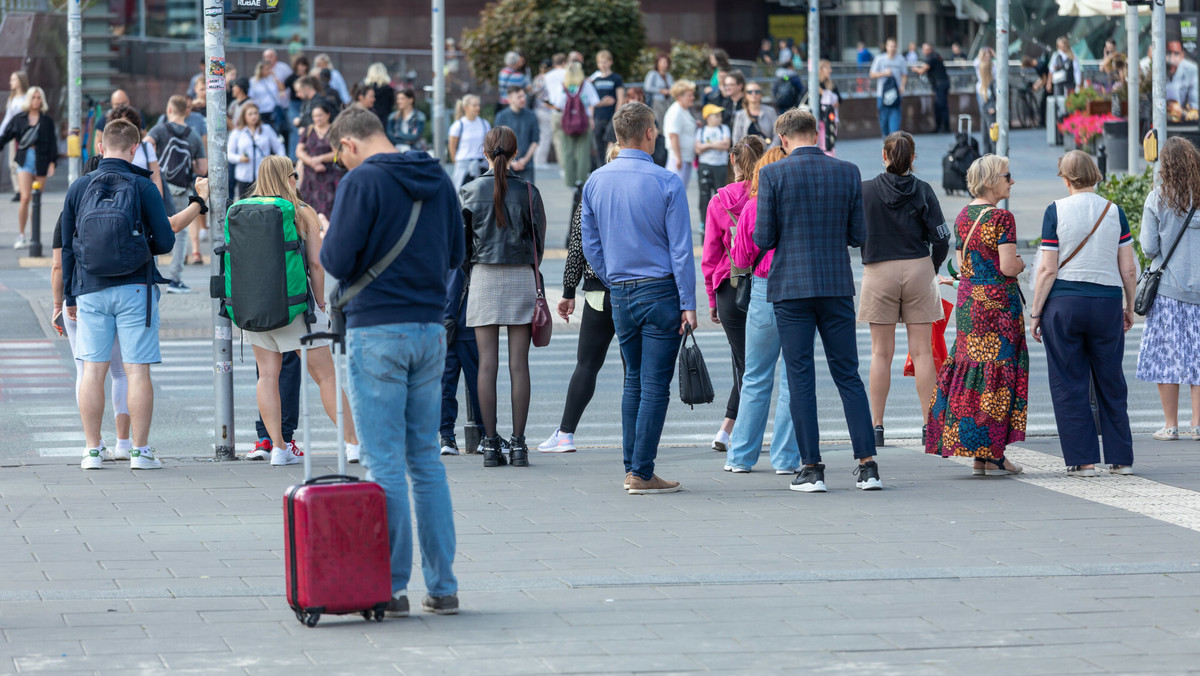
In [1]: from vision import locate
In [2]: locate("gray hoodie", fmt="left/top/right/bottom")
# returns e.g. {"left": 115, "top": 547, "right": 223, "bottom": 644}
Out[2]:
{"left": 1141, "top": 187, "right": 1200, "bottom": 305}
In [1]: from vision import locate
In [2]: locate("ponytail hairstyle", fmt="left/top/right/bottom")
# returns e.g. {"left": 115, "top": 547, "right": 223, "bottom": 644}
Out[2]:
{"left": 484, "top": 126, "right": 519, "bottom": 228}
{"left": 883, "top": 131, "right": 915, "bottom": 176}
{"left": 730, "top": 135, "right": 765, "bottom": 184}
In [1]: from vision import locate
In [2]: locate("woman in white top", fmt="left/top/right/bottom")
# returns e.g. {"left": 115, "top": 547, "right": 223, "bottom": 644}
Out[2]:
{"left": 226, "top": 102, "right": 285, "bottom": 199}
{"left": 248, "top": 60, "right": 285, "bottom": 128}
{"left": 663, "top": 79, "right": 697, "bottom": 188}
{"left": 2, "top": 71, "right": 29, "bottom": 202}
{"left": 448, "top": 94, "right": 491, "bottom": 190}
{"left": 1049, "top": 37, "right": 1082, "bottom": 97}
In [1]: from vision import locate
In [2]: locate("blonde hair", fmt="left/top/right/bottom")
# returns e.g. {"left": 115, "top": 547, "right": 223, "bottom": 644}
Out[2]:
{"left": 966, "top": 154, "right": 1009, "bottom": 198}
{"left": 977, "top": 51, "right": 993, "bottom": 98}
{"left": 252, "top": 155, "right": 309, "bottom": 235}
{"left": 22, "top": 86, "right": 47, "bottom": 114}
{"left": 565, "top": 62, "right": 585, "bottom": 89}
{"left": 670, "top": 79, "right": 695, "bottom": 100}
{"left": 1056, "top": 149, "right": 1103, "bottom": 189}
{"left": 749, "top": 147, "right": 787, "bottom": 198}
{"left": 1056, "top": 37, "right": 1075, "bottom": 60}
{"left": 365, "top": 63, "right": 390, "bottom": 87}
{"left": 605, "top": 142, "right": 621, "bottom": 163}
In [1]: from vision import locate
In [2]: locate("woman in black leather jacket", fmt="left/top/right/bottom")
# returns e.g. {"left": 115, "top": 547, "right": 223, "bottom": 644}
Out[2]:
{"left": 460, "top": 126, "right": 547, "bottom": 468}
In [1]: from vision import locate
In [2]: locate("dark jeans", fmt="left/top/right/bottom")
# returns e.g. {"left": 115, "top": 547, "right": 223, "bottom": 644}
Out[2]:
{"left": 610, "top": 277, "right": 683, "bottom": 480}
{"left": 775, "top": 296, "right": 875, "bottom": 465}
{"left": 715, "top": 280, "right": 746, "bottom": 420}
{"left": 1042, "top": 295, "right": 1133, "bottom": 467}
{"left": 440, "top": 337, "right": 484, "bottom": 438}
{"left": 593, "top": 120, "right": 612, "bottom": 166}
{"left": 256, "top": 351, "right": 300, "bottom": 442}
{"left": 560, "top": 290, "right": 619, "bottom": 433}
{"left": 934, "top": 84, "right": 950, "bottom": 132}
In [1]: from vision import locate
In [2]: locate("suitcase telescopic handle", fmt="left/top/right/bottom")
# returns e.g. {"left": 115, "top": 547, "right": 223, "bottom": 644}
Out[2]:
{"left": 301, "top": 332, "right": 341, "bottom": 345}
{"left": 303, "top": 474, "right": 361, "bottom": 485}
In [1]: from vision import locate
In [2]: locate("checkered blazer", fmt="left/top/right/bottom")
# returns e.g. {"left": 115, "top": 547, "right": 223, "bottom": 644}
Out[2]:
{"left": 752, "top": 146, "right": 865, "bottom": 301}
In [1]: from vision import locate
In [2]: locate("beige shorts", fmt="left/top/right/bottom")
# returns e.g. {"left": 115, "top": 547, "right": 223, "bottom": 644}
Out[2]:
{"left": 858, "top": 258, "right": 943, "bottom": 324}
{"left": 243, "top": 309, "right": 331, "bottom": 353}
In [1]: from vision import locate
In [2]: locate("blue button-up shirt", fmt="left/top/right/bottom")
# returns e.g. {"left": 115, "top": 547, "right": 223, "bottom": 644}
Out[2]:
{"left": 580, "top": 149, "right": 696, "bottom": 311}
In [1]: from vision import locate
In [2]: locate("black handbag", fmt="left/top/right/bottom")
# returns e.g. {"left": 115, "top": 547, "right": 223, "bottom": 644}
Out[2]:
{"left": 677, "top": 325, "right": 714, "bottom": 408}
{"left": 17, "top": 123, "right": 37, "bottom": 150}
{"left": 733, "top": 249, "right": 768, "bottom": 313}
{"left": 1134, "top": 206, "right": 1195, "bottom": 316}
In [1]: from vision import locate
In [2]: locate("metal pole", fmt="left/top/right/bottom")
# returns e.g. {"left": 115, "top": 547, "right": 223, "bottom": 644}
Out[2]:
{"left": 1152, "top": 0, "right": 1167, "bottom": 178}
{"left": 995, "top": 0, "right": 1009, "bottom": 160}
{"left": 432, "top": 0, "right": 446, "bottom": 167}
{"left": 204, "top": 0, "right": 236, "bottom": 461}
{"left": 67, "top": 0, "right": 81, "bottom": 183}
{"left": 808, "top": 0, "right": 819, "bottom": 119}
{"left": 1127, "top": 4, "right": 1140, "bottom": 174}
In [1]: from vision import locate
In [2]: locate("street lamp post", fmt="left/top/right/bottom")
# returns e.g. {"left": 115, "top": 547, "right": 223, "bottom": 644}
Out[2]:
{"left": 1151, "top": 0, "right": 1166, "bottom": 177}
{"left": 432, "top": 0, "right": 446, "bottom": 169}
{"left": 1126, "top": 4, "right": 1140, "bottom": 174}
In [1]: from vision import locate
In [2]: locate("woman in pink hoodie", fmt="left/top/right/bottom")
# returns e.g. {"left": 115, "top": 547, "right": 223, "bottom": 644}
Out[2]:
{"left": 701, "top": 136, "right": 765, "bottom": 453}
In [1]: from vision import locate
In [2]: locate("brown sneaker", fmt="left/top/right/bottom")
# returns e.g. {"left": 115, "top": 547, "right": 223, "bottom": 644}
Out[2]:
{"left": 623, "top": 472, "right": 632, "bottom": 490}
{"left": 627, "top": 474, "right": 681, "bottom": 494}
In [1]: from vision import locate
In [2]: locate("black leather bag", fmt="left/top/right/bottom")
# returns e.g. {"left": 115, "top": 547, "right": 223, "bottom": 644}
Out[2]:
{"left": 1134, "top": 206, "right": 1194, "bottom": 316}
{"left": 677, "top": 325, "right": 714, "bottom": 408}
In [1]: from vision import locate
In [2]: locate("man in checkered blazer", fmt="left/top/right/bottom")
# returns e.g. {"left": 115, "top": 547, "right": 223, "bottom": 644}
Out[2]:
{"left": 753, "top": 108, "right": 881, "bottom": 493}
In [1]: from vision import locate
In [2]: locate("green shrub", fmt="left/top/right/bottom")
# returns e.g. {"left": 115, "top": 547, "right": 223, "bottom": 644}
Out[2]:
{"left": 462, "top": 0, "right": 646, "bottom": 84}
{"left": 633, "top": 39, "right": 711, "bottom": 84}
{"left": 1097, "top": 166, "right": 1155, "bottom": 269}
{"left": 1065, "top": 86, "right": 1103, "bottom": 114}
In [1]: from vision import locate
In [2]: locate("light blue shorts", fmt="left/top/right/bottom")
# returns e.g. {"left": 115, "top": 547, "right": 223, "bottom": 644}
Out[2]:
{"left": 16, "top": 149, "right": 35, "bottom": 174}
{"left": 75, "top": 284, "right": 161, "bottom": 364}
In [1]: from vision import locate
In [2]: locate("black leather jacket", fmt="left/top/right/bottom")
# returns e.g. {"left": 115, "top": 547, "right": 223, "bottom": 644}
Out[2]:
{"left": 461, "top": 169, "right": 547, "bottom": 266}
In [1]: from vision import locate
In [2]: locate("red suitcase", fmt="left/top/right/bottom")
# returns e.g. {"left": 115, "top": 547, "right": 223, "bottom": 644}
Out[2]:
{"left": 284, "top": 333, "right": 391, "bottom": 627}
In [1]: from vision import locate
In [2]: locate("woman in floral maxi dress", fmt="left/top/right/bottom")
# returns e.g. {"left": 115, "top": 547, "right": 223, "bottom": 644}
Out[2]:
{"left": 925, "top": 155, "right": 1028, "bottom": 475}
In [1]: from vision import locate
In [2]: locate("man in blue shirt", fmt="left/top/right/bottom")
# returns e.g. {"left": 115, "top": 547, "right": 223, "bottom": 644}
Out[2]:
{"left": 753, "top": 109, "right": 880, "bottom": 493}
{"left": 494, "top": 87, "right": 540, "bottom": 183}
{"left": 581, "top": 102, "right": 697, "bottom": 495}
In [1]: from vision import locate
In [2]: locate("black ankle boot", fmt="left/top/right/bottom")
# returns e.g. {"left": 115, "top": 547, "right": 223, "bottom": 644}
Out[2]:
{"left": 509, "top": 436, "right": 528, "bottom": 467}
{"left": 482, "top": 436, "right": 507, "bottom": 467}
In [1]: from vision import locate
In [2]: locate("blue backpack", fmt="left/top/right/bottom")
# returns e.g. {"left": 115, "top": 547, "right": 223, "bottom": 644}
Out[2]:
{"left": 73, "top": 172, "right": 151, "bottom": 277}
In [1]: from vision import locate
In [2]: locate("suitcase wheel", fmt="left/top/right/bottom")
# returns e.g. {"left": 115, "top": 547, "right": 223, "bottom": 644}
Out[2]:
{"left": 362, "top": 608, "right": 385, "bottom": 622}
{"left": 295, "top": 609, "right": 320, "bottom": 627}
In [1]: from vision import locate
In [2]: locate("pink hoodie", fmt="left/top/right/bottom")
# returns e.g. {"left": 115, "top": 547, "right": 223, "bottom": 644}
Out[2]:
{"left": 731, "top": 197, "right": 772, "bottom": 279}
{"left": 701, "top": 181, "right": 750, "bottom": 308}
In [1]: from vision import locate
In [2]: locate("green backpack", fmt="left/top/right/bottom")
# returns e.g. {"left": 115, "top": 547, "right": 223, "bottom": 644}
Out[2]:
{"left": 212, "top": 196, "right": 312, "bottom": 332}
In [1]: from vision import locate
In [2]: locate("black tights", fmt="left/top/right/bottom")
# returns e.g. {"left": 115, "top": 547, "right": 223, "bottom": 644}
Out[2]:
{"left": 715, "top": 280, "right": 747, "bottom": 420}
{"left": 475, "top": 324, "right": 532, "bottom": 439}
{"left": 560, "top": 292, "right": 618, "bottom": 433}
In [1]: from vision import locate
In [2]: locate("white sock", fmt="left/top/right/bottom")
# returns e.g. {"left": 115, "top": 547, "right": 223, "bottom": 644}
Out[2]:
{"left": 115, "top": 439, "right": 132, "bottom": 451}
{"left": 134, "top": 446, "right": 151, "bottom": 455}
{"left": 714, "top": 429, "right": 731, "bottom": 444}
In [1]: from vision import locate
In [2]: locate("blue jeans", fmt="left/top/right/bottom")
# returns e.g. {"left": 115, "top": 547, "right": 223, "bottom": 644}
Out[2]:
{"left": 877, "top": 101, "right": 901, "bottom": 137}
{"left": 346, "top": 322, "right": 457, "bottom": 597}
{"left": 609, "top": 278, "right": 683, "bottom": 480}
{"left": 726, "top": 279, "right": 800, "bottom": 471}
{"left": 774, "top": 296, "right": 876, "bottom": 465}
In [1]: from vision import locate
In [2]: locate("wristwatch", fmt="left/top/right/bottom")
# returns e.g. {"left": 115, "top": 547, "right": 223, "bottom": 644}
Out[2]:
{"left": 188, "top": 194, "right": 209, "bottom": 215}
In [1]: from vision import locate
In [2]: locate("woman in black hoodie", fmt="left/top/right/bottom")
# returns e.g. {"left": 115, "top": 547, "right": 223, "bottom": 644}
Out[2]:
{"left": 859, "top": 131, "right": 950, "bottom": 446}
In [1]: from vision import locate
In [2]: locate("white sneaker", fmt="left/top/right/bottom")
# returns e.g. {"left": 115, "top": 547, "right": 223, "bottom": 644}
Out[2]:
{"left": 199, "top": 227, "right": 209, "bottom": 242}
{"left": 538, "top": 428, "right": 576, "bottom": 453}
{"left": 130, "top": 447, "right": 162, "bottom": 470}
{"left": 1153, "top": 426, "right": 1179, "bottom": 441}
{"left": 108, "top": 440, "right": 132, "bottom": 461}
{"left": 271, "top": 442, "right": 302, "bottom": 466}
{"left": 346, "top": 443, "right": 361, "bottom": 464}
{"left": 723, "top": 464, "right": 750, "bottom": 473}
{"left": 711, "top": 429, "right": 731, "bottom": 452}
{"left": 80, "top": 447, "right": 105, "bottom": 470}
{"left": 13, "top": 234, "right": 27, "bottom": 249}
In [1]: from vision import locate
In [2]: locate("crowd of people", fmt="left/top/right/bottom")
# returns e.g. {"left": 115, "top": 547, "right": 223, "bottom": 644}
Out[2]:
{"left": 19, "top": 31, "right": 1200, "bottom": 621}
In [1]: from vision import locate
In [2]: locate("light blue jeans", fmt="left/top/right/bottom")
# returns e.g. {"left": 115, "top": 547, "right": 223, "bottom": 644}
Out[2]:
{"left": 726, "top": 278, "right": 800, "bottom": 471}
{"left": 346, "top": 322, "right": 457, "bottom": 597}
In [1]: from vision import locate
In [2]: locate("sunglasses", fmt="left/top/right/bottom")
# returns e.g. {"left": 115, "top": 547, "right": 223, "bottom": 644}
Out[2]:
{"left": 746, "top": 89, "right": 763, "bottom": 95}
{"left": 290, "top": 171, "right": 299, "bottom": 180}
{"left": 1002, "top": 172, "right": 1013, "bottom": 181}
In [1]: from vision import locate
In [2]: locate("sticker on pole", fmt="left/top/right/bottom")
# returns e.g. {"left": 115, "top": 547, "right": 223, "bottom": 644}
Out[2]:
{"left": 214, "top": 361, "right": 232, "bottom": 374}
{"left": 215, "top": 326, "right": 232, "bottom": 341}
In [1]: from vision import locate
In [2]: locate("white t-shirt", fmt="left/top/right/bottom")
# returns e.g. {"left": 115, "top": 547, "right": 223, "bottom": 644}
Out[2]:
{"left": 697, "top": 123, "right": 730, "bottom": 166}
{"left": 449, "top": 116, "right": 491, "bottom": 162}
{"left": 870, "top": 54, "right": 908, "bottom": 99}
{"left": 0, "top": 93, "right": 26, "bottom": 136}
{"left": 133, "top": 139, "right": 158, "bottom": 172}
{"left": 664, "top": 103, "right": 697, "bottom": 164}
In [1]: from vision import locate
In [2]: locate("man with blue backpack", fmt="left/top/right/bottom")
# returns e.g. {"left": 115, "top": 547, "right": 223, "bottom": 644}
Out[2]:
{"left": 62, "top": 118, "right": 209, "bottom": 471}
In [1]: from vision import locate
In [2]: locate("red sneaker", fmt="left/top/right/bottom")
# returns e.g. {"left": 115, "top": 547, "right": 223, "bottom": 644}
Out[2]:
{"left": 247, "top": 438, "right": 272, "bottom": 461}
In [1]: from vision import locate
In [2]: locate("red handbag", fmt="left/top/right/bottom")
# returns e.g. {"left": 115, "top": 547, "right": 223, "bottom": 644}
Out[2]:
{"left": 527, "top": 182, "right": 552, "bottom": 347}
{"left": 903, "top": 298, "right": 953, "bottom": 377}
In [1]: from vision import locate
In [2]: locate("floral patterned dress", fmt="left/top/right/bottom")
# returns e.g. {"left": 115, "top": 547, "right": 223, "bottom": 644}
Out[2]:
{"left": 298, "top": 126, "right": 344, "bottom": 219}
{"left": 925, "top": 204, "right": 1028, "bottom": 459}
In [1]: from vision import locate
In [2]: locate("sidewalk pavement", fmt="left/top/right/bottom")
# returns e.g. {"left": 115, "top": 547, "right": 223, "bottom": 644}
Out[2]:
{"left": 2, "top": 434, "right": 1200, "bottom": 674}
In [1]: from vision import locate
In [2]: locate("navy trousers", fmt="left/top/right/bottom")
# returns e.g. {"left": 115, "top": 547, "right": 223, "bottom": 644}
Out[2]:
{"left": 441, "top": 338, "right": 484, "bottom": 438}
{"left": 774, "top": 296, "right": 876, "bottom": 465}
{"left": 1041, "top": 295, "right": 1133, "bottom": 467}
{"left": 255, "top": 351, "right": 300, "bottom": 443}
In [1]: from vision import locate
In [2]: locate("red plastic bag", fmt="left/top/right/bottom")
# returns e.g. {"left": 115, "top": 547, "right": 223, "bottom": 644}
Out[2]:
{"left": 903, "top": 298, "right": 954, "bottom": 377}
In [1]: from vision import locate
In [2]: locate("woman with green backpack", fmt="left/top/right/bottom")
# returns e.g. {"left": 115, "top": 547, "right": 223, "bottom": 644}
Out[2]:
{"left": 238, "top": 155, "right": 360, "bottom": 466}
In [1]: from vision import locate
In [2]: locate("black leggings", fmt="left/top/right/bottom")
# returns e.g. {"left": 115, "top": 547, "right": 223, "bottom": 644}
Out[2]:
{"left": 560, "top": 291, "right": 618, "bottom": 433}
{"left": 475, "top": 324, "right": 532, "bottom": 439}
{"left": 715, "top": 279, "right": 746, "bottom": 420}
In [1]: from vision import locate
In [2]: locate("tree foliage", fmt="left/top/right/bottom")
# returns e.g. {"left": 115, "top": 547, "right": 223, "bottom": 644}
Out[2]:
{"left": 462, "top": 0, "right": 646, "bottom": 84}
{"left": 1097, "top": 166, "right": 1154, "bottom": 270}
{"left": 633, "top": 39, "right": 712, "bottom": 84}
